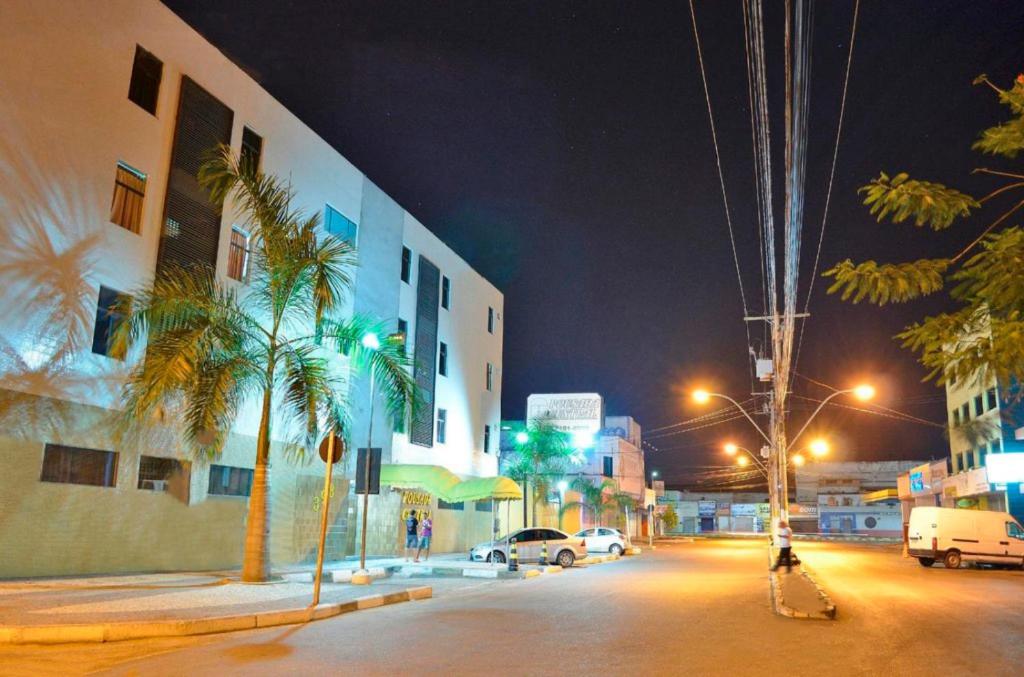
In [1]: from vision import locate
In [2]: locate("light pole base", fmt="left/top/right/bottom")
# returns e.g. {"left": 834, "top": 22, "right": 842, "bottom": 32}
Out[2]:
{"left": 351, "top": 570, "right": 373, "bottom": 585}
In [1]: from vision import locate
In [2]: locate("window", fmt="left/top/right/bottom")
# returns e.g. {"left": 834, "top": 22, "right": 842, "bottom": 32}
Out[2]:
{"left": 966, "top": 450, "right": 975, "bottom": 470}
{"left": 961, "top": 403, "right": 970, "bottom": 422}
{"left": 401, "top": 246, "right": 412, "bottom": 283}
{"left": 974, "top": 395, "right": 984, "bottom": 417}
{"left": 486, "top": 362, "right": 493, "bottom": 391}
{"left": 598, "top": 528, "right": 615, "bottom": 536}
{"left": 438, "top": 498, "right": 464, "bottom": 511}
{"left": 441, "top": 276, "right": 451, "bottom": 310}
{"left": 438, "top": 342, "right": 448, "bottom": 376}
{"left": 436, "top": 408, "right": 447, "bottom": 444}
{"left": 987, "top": 388, "right": 998, "bottom": 411}
{"left": 92, "top": 286, "right": 129, "bottom": 359}
{"left": 1007, "top": 522, "right": 1024, "bottom": 540}
{"left": 602, "top": 456, "right": 613, "bottom": 478}
{"left": 227, "top": 227, "right": 250, "bottom": 281}
{"left": 40, "top": 444, "right": 118, "bottom": 487}
{"left": 484, "top": 424, "right": 491, "bottom": 453}
{"left": 127, "top": 45, "right": 162, "bottom": 114}
{"left": 487, "top": 306, "right": 494, "bottom": 334}
{"left": 475, "top": 501, "right": 493, "bottom": 512}
{"left": 955, "top": 454, "right": 963, "bottom": 472}
{"left": 398, "top": 318, "right": 408, "bottom": 339}
{"left": 137, "top": 455, "right": 189, "bottom": 495}
{"left": 208, "top": 464, "right": 253, "bottom": 497}
{"left": 952, "top": 409, "right": 961, "bottom": 426}
{"left": 110, "top": 162, "right": 146, "bottom": 233}
{"left": 979, "top": 446, "right": 987, "bottom": 468}
{"left": 324, "top": 204, "right": 357, "bottom": 243}
{"left": 240, "top": 127, "right": 263, "bottom": 172}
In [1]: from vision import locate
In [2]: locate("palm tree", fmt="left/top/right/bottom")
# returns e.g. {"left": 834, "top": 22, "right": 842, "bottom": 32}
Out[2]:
{"left": 503, "top": 418, "right": 572, "bottom": 526}
{"left": 562, "top": 477, "right": 616, "bottom": 529}
{"left": 110, "top": 147, "right": 415, "bottom": 582}
{"left": 610, "top": 490, "right": 638, "bottom": 542}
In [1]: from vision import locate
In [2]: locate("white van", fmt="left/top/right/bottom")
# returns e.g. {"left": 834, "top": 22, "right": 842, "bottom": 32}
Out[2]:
{"left": 908, "top": 506, "right": 1024, "bottom": 569}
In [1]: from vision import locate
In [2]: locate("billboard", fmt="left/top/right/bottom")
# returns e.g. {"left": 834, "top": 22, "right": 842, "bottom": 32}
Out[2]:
{"left": 698, "top": 501, "right": 716, "bottom": 517}
{"left": 526, "top": 393, "right": 604, "bottom": 442}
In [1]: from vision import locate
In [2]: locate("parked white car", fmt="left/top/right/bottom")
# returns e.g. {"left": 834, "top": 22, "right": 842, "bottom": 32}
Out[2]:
{"left": 574, "top": 527, "right": 627, "bottom": 555}
{"left": 908, "top": 506, "right": 1024, "bottom": 569}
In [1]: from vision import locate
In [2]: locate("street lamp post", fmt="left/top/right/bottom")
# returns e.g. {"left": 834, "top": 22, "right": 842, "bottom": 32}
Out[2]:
{"left": 648, "top": 470, "right": 659, "bottom": 546}
{"left": 695, "top": 384, "right": 873, "bottom": 538}
{"left": 356, "top": 332, "right": 380, "bottom": 581}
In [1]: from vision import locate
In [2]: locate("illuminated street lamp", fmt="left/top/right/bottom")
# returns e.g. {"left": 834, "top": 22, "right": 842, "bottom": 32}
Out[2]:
{"left": 791, "top": 453, "right": 806, "bottom": 467}
{"left": 515, "top": 431, "right": 529, "bottom": 445}
{"left": 810, "top": 439, "right": 829, "bottom": 457}
{"left": 737, "top": 455, "right": 750, "bottom": 467}
{"left": 724, "top": 442, "right": 738, "bottom": 456}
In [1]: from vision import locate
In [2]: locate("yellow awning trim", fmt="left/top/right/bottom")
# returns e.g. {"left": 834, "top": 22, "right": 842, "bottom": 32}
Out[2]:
{"left": 379, "top": 464, "right": 522, "bottom": 502}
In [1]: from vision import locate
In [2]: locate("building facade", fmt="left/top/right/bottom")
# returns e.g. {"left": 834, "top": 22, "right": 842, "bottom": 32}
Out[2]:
{"left": 0, "top": 0, "right": 503, "bottom": 577}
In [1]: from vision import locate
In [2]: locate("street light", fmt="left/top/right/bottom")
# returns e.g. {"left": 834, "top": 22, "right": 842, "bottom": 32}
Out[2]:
{"left": 737, "top": 455, "right": 750, "bottom": 467}
{"left": 853, "top": 384, "right": 876, "bottom": 401}
{"left": 810, "top": 438, "right": 829, "bottom": 457}
{"left": 724, "top": 442, "right": 738, "bottom": 456}
{"left": 515, "top": 431, "right": 529, "bottom": 445}
{"left": 791, "top": 453, "right": 806, "bottom": 467}
{"left": 693, "top": 389, "right": 711, "bottom": 404}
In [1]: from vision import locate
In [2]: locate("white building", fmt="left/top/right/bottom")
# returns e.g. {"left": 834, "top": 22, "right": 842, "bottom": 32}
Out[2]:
{"left": 0, "top": 0, "right": 503, "bottom": 576}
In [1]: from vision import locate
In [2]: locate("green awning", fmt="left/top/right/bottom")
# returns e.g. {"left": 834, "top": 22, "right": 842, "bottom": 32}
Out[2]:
{"left": 379, "top": 464, "right": 522, "bottom": 502}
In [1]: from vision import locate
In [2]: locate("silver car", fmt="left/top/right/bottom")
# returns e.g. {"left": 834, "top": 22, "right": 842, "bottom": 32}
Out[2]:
{"left": 470, "top": 527, "right": 588, "bottom": 568}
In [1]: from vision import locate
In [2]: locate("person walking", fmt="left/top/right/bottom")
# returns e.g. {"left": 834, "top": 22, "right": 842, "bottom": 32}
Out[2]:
{"left": 404, "top": 510, "right": 420, "bottom": 562}
{"left": 771, "top": 519, "right": 793, "bottom": 573}
{"left": 415, "top": 514, "right": 433, "bottom": 562}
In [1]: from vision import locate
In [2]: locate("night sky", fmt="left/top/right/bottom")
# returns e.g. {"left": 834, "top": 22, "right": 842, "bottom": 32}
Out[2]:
{"left": 164, "top": 0, "right": 1024, "bottom": 486}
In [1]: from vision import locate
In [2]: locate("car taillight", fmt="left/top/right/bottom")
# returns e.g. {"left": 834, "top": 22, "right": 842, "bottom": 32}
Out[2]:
{"left": 931, "top": 537, "right": 937, "bottom": 551}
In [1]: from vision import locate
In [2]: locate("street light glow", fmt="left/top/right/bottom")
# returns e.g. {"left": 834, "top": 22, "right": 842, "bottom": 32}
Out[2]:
{"left": 557, "top": 480, "right": 568, "bottom": 492}
{"left": 693, "top": 389, "right": 711, "bottom": 404}
{"left": 810, "top": 439, "right": 829, "bottom": 457}
{"left": 792, "top": 453, "right": 806, "bottom": 467}
{"left": 652, "top": 470, "right": 659, "bottom": 478}
{"left": 515, "top": 431, "right": 529, "bottom": 444}
{"left": 853, "top": 384, "right": 875, "bottom": 401}
{"left": 737, "top": 455, "right": 750, "bottom": 467}
{"left": 724, "top": 442, "right": 738, "bottom": 456}
{"left": 361, "top": 332, "right": 380, "bottom": 350}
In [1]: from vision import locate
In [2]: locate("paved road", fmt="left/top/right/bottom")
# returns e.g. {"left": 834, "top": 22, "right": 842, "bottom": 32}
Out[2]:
{"left": 5, "top": 539, "right": 1024, "bottom": 676}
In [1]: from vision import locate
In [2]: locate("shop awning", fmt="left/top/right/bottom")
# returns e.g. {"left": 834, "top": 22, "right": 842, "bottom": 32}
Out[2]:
{"left": 379, "top": 464, "right": 522, "bottom": 502}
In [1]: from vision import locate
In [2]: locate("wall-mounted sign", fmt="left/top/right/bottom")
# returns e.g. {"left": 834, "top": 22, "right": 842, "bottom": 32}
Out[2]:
{"left": 985, "top": 453, "right": 1024, "bottom": 484}
{"left": 698, "top": 501, "right": 716, "bottom": 517}
{"left": 526, "top": 393, "right": 604, "bottom": 445}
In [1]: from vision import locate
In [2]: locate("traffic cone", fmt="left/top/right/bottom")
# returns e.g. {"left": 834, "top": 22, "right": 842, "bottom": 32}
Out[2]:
{"left": 508, "top": 539, "right": 519, "bottom": 572}
{"left": 539, "top": 541, "right": 548, "bottom": 566}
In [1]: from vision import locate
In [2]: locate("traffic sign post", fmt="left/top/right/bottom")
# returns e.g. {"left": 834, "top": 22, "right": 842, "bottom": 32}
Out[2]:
{"left": 312, "top": 430, "right": 343, "bottom": 607}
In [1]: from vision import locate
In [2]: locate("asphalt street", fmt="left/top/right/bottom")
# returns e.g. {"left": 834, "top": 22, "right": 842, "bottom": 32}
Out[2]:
{"left": 4, "top": 539, "right": 1024, "bottom": 676}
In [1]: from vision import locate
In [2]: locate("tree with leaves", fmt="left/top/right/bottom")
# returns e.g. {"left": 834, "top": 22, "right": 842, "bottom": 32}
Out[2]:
{"left": 826, "top": 74, "right": 1024, "bottom": 395}
{"left": 659, "top": 504, "right": 679, "bottom": 534}
{"left": 503, "top": 418, "right": 573, "bottom": 527}
{"left": 111, "top": 147, "right": 416, "bottom": 582}
{"left": 561, "top": 476, "right": 618, "bottom": 529}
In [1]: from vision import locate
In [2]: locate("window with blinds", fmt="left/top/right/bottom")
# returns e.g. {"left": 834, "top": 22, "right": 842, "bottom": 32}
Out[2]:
{"left": 110, "top": 162, "right": 146, "bottom": 233}
{"left": 227, "top": 227, "right": 250, "bottom": 281}
{"left": 40, "top": 444, "right": 118, "bottom": 487}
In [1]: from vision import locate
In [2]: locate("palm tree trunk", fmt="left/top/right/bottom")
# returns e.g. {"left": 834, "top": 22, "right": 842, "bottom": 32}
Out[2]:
{"left": 242, "top": 386, "right": 274, "bottom": 582}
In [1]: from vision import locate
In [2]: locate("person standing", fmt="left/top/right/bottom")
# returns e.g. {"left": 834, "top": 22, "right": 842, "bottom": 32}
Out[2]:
{"left": 415, "top": 514, "right": 433, "bottom": 562}
{"left": 772, "top": 519, "right": 793, "bottom": 572}
{"left": 404, "top": 510, "right": 419, "bottom": 562}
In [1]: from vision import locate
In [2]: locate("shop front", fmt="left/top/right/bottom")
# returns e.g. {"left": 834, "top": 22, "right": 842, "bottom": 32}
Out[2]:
{"left": 379, "top": 465, "right": 522, "bottom": 555}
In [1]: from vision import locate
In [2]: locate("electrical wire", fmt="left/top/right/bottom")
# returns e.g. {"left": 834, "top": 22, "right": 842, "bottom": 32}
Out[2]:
{"left": 688, "top": 0, "right": 756, "bottom": 389}
{"left": 791, "top": 0, "right": 861, "bottom": 382}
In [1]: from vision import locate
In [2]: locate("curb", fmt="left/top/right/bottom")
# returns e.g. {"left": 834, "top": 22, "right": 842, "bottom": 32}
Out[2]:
{"left": 766, "top": 549, "right": 836, "bottom": 621}
{"left": 0, "top": 585, "right": 432, "bottom": 645}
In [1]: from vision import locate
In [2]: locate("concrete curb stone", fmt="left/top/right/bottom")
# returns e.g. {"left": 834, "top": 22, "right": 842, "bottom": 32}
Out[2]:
{"left": 766, "top": 549, "right": 836, "bottom": 621}
{"left": 0, "top": 586, "right": 432, "bottom": 646}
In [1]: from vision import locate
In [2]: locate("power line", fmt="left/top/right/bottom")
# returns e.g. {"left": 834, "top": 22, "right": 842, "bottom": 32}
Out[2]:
{"left": 792, "top": 0, "right": 861, "bottom": 381}
{"left": 688, "top": 0, "right": 756, "bottom": 390}
{"left": 645, "top": 400, "right": 755, "bottom": 434}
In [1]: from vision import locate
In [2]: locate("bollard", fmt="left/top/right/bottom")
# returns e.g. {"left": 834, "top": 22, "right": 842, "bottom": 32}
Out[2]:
{"left": 539, "top": 541, "right": 548, "bottom": 566}
{"left": 508, "top": 539, "right": 519, "bottom": 572}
